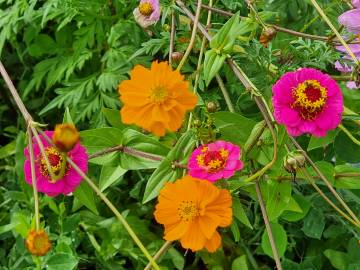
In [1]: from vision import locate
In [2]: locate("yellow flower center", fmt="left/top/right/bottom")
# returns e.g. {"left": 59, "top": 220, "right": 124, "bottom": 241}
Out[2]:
{"left": 178, "top": 200, "right": 199, "bottom": 221}
{"left": 150, "top": 86, "right": 169, "bottom": 103}
{"left": 39, "top": 147, "right": 67, "bottom": 182}
{"left": 196, "top": 147, "right": 229, "bottom": 173}
{"left": 139, "top": 2, "right": 153, "bottom": 16}
{"left": 292, "top": 79, "right": 327, "bottom": 120}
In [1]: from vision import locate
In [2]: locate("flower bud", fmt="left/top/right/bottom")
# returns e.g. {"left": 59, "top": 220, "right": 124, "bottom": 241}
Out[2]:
{"left": 52, "top": 124, "right": 80, "bottom": 152}
{"left": 283, "top": 152, "right": 305, "bottom": 173}
{"left": 25, "top": 229, "right": 52, "bottom": 256}
{"left": 171, "top": 52, "right": 184, "bottom": 63}
{"left": 193, "top": 119, "right": 202, "bottom": 128}
{"left": 259, "top": 27, "right": 277, "bottom": 48}
{"left": 206, "top": 101, "right": 218, "bottom": 113}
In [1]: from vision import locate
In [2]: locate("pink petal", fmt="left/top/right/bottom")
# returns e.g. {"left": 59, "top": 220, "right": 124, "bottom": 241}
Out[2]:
{"left": 338, "top": 9, "right": 360, "bottom": 34}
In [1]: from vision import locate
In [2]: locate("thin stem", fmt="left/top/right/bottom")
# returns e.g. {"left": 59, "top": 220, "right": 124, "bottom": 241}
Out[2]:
{"left": 176, "top": 0, "right": 202, "bottom": 71}
{"left": 215, "top": 74, "right": 235, "bottom": 112}
{"left": 144, "top": 241, "right": 172, "bottom": 270}
{"left": 89, "top": 145, "right": 162, "bottom": 161}
{"left": 27, "top": 127, "right": 40, "bottom": 231}
{"left": 331, "top": 75, "right": 353, "bottom": 81}
{"left": 301, "top": 168, "right": 359, "bottom": 228}
{"left": 35, "top": 129, "right": 161, "bottom": 269}
{"left": 338, "top": 124, "right": 360, "bottom": 147}
{"left": 290, "top": 137, "right": 360, "bottom": 226}
{"left": 309, "top": 0, "right": 359, "bottom": 64}
{"left": 255, "top": 181, "right": 283, "bottom": 270}
{"left": 169, "top": 11, "right": 176, "bottom": 64}
{"left": 0, "top": 61, "right": 32, "bottom": 122}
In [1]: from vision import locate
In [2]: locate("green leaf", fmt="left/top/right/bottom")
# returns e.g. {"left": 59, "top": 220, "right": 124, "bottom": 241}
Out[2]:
{"left": 260, "top": 179, "right": 292, "bottom": 221}
{"left": 261, "top": 222, "right": 287, "bottom": 258}
{"left": 210, "top": 12, "right": 240, "bottom": 52}
{"left": 168, "top": 247, "right": 185, "bottom": 270}
{"left": 63, "top": 107, "right": 74, "bottom": 124}
{"left": 230, "top": 222, "right": 240, "bottom": 242}
{"left": 335, "top": 131, "right": 360, "bottom": 163}
{"left": 302, "top": 209, "right": 325, "bottom": 239}
{"left": 281, "top": 194, "right": 311, "bottom": 222}
{"left": 120, "top": 129, "right": 170, "bottom": 170}
{"left": 203, "top": 49, "right": 227, "bottom": 86}
{"left": 143, "top": 131, "right": 196, "bottom": 203}
{"left": 233, "top": 197, "right": 252, "bottom": 229}
{"left": 73, "top": 182, "right": 98, "bottom": 214}
{"left": 212, "top": 111, "right": 256, "bottom": 146}
{"left": 102, "top": 107, "right": 126, "bottom": 129}
{"left": 0, "top": 140, "right": 16, "bottom": 159}
{"left": 324, "top": 249, "right": 349, "bottom": 270}
{"left": 334, "top": 165, "right": 360, "bottom": 189}
{"left": 231, "top": 255, "right": 248, "bottom": 270}
{"left": 46, "top": 253, "right": 78, "bottom": 270}
{"left": 307, "top": 130, "right": 337, "bottom": 151}
{"left": 99, "top": 165, "right": 127, "bottom": 191}
{"left": 80, "top": 127, "right": 123, "bottom": 153}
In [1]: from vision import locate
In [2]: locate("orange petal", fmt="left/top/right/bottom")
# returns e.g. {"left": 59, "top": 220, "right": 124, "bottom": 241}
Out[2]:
{"left": 206, "top": 190, "right": 233, "bottom": 227}
{"left": 198, "top": 213, "right": 220, "bottom": 239}
{"left": 204, "top": 230, "right": 222, "bottom": 253}
{"left": 179, "top": 220, "right": 207, "bottom": 252}
{"left": 164, "top": 221, "right": 190, "bottom": 241}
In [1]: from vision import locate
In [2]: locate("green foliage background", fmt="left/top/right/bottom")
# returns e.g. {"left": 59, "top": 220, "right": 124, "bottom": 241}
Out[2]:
{"left": 0, "top": 0, "right": 360, "bottom": 269}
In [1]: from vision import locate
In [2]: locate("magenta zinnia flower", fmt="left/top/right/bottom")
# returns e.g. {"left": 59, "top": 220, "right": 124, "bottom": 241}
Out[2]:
{"left": 335, "top": 42, "right": 360, "bottom": 89}
{"left": 188, "top": 140, "right": 244, "bottom": 182}
{"left": 24, "top": 131, "right": 88, "bottom": 197}
{"left": 338, "top": 0, "right": 360, "bottom": 34}
{"left": 272, "top": 68, "right": 344, "bottom": 137}
{"left": 133, "top": 0, "right": 160, "bottom": 29}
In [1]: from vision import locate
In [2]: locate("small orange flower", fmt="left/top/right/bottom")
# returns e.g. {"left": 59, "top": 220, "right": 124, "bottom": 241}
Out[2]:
{"left": 154, "top": 175, "right": 232, "bottom": 252}
{"left": 52, "top": 124, "right": 80, "bottom": 152}
{"left": 118, "top": 61, "right": 198, "bottom": 136}
{"left": 25, "top": 229, "right": 52, "bottom": 256}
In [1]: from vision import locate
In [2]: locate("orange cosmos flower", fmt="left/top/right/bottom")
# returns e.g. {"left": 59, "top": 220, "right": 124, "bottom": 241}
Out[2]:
{"left": 118, "top": 61, "right": 198, "bottom": 136}
{"left": 154, "top": 175, "right": 232, "bottom": 252}
{"left": 25, "top": 229, "right": 52, "bottom": 256}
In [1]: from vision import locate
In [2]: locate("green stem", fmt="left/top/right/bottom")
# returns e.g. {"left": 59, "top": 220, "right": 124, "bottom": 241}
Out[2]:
{"left": 338, "top": 124, "right": 360, "bottom": 146}
{"left": 27, "top": 127, "right": 40, "bottom": 231}
{"left": 176, "top": 0, "right": 202, "bottom": 71}
{"left": 144, "top": 241, "right": 172, "bottom": 270}
{"left": 215, "top": 74, "right": 235, "bottom": 113}
{"left": 309, "top": 0, "right": 359, "bottom": 64}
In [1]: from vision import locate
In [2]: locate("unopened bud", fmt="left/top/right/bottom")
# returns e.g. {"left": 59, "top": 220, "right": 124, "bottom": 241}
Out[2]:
{"left": 52, "top": 123, "right": 80, "bottom": 152}
{"left": 171, "top": 52, "right": 184, "bottom": 63}
{"left": 283, "top": 152, "right": 305, "bottom": 173}
{"left": 25, "top": 229, "right": 52, "bottom": 257}
{"left": 193, "top": 119, "right": 202, "bottom": 128}
{"left": 206, "top": 101, "right": 218, "bottom": 113}
{"left": 259, "top": 27, "right": 277, "bottom": 48}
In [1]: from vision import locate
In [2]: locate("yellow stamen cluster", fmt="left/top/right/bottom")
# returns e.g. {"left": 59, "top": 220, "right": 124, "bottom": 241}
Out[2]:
{"left": 139, "top": 2, "right": 153, "bottom": 16}
{"left": 292, "top": 80, "right": 327, "bottom": 120}
{"left": 150, "top": 86, "right": 169, "bottom": 103}
{"left": 196, "top": 148, "right": 229, "bottom": 173}
{"left": 39, "top": 147, "right": 66, "bottom": 182}
{"left": 178, "top": 200, "right": 199, "bottom": 221}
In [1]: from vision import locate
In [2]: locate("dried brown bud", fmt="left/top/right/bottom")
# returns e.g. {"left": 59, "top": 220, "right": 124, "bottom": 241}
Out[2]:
{"left": 259, "top": 27, "right": 277, "bottom": 48}
{"left": 171, "top": 52, "right": 184, "bottom": 63}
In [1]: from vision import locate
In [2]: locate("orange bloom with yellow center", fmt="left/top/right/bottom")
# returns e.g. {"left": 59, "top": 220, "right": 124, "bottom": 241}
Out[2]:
{"left": 154, "top": 175, "right": 232, "bottom": 252}
{"left": 25, "top": 229, "right": 52, "bottom": 256}
{"left": 118, "top": 61, "right": 198, "bottom": 136}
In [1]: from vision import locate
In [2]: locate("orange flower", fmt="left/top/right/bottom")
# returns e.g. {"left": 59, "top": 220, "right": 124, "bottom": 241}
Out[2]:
{"left": 25, "top": 229, "right": 52, "bottom": 256}
{"left": 154, "top": 175, "right": 232, "bottom": 252}
{"left": 118, "top": 61, "right": 198, "bottom": 136}
{"left": 52, "top": 123, "right": 80, "bottom": 152}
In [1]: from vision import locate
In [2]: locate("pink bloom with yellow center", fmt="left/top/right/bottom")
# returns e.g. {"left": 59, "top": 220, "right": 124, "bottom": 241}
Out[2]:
{"left": 133, "top": 0, "right": 160, "bottom": 29}
{"left": 188, "top": 140, "right": 244, "bottom": 182}
{"left": 272, "top": 68, "right": 344, "bottom": 137}
{"left": 24, "top": 131, "right": 88, "bottom": 197}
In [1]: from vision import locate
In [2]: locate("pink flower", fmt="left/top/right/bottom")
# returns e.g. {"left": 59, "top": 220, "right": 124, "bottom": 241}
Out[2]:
{"left": 334, "top": 42, "right": 360, "bottom": 89}
{"left": 272, "top": 68, "right": 344, "bottom": 137}
{"left": 187, "top": 141, "right": 244, "bottom": 182}
{"left": 133, "top": 0, "right": 160, "bottom": 29}
{"left": 338, "top": 1, "right": 360, "bottom": 34}
{"left": 24, "top": 131, "right": 88, "bottom": 197}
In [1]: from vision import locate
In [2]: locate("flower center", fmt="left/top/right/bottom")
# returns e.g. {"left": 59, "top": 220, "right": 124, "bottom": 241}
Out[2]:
{"left": 178, "top": 200, "right": 199, "bottom": 221}
{"left": 196, "top": 147, "right": 229, "bottom": 173}
{"left": 139, "top": 2, "right": 153, "bottom": 16}
{"left": 292, "top": 79, "right": 327, "bottom": 120}
{"left": 150, "top": 86, "right": 169, "bottom": 103}
{"left": 39, "top": 147, "right": 67, "bottom": 182}
{"left": 33, "top": 234, "right": 48, "bottom": 251}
